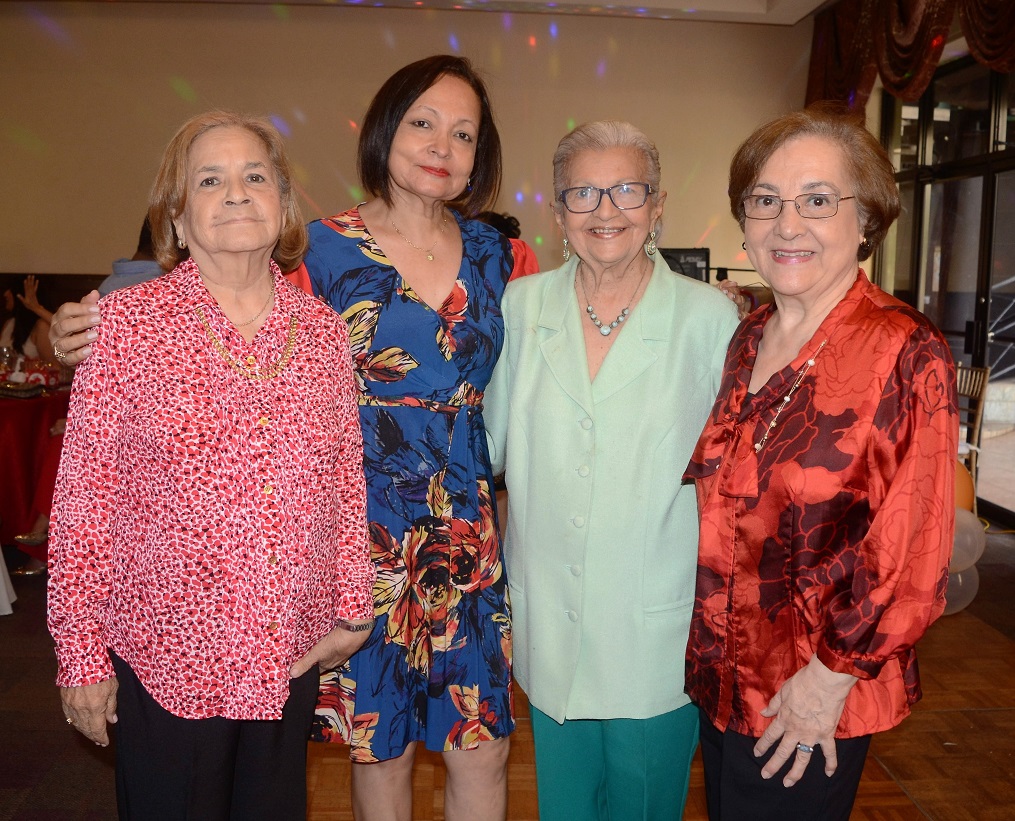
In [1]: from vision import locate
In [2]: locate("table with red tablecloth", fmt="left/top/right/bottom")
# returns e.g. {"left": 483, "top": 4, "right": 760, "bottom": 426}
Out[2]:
{"left": 0, "top": 390, "right": 70, "bottom": 545}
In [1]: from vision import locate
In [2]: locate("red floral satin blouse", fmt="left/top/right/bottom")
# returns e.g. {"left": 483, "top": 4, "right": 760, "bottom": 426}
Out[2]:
{"left": 683, "top": 271, "right": 958, "bottom": 738}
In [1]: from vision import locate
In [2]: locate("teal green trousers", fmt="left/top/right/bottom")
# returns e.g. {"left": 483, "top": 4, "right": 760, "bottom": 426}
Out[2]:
{"left": 529, "top": 702, "right": 699, "bottom": 821}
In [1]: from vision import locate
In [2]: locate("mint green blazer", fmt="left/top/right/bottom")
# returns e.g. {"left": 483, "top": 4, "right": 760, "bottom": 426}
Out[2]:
{"left": 485, "top": 255, "right": 739, "bottom": 722}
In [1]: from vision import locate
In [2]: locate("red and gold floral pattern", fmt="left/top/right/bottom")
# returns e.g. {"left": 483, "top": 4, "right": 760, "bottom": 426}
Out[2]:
{"left": 684, "top": 271, "right": 958, "bottom": 738}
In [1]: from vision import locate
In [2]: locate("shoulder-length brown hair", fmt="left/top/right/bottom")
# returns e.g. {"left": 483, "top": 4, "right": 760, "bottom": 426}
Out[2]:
{"left": 728, "top": 104, "right": 900, "bottom": 262}
{"left": 148, "top": 110, "right": 308, "bottom": 272}
{"left": 357, "top": 55, "right": 502, "bottom": 217}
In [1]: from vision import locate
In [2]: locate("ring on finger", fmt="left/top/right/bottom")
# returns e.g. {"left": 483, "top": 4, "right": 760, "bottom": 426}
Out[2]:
{"left": 796, "top": 742, "right": 816, "bottom": 754}
{"left": 53, "top": 344, "right": 68, "bottom": 361}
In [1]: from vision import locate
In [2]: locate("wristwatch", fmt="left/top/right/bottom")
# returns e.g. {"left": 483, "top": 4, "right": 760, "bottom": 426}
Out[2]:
{"left": 335, "top": 617, "right": 374, "bottom": 633}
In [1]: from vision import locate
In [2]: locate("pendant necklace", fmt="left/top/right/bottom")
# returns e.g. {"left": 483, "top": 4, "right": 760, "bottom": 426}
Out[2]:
{"left": 199, "top": 271, "right": 275, "bottom": 327}
{"left": 391, "top": 211, "right": 448, "bottom": 261}
{"left": 754, "top": 339, "right": 828, "bottom": 452}
{"left": 577, "top": 263, "right": 650, "bottom": 337}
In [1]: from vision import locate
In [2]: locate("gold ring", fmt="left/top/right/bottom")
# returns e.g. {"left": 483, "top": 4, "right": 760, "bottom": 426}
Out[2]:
{"left": 53, "top": 345, "right": 68, "bottom": 361}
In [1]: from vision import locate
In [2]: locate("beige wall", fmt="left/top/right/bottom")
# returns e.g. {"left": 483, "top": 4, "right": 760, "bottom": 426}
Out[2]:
{"left": 0, "top": 2, "right": 812, "bottom": 275}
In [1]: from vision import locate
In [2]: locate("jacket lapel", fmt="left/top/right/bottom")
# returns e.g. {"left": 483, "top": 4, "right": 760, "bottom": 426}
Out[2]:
{"left": 537, "top": 261, "right": 595, "bottom": 416}
{"left": 590, "top": 258, "right": 669, "bottom": 404}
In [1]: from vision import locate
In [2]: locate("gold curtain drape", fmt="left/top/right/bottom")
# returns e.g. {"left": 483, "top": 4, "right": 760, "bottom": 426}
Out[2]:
{"left": 807, "top": 0, "right": 1015, "bottom": 106}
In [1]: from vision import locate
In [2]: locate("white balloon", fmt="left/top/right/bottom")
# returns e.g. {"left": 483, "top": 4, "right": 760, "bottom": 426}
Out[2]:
{"left": 949, "top": 509, "right": 987, "bottom": 573}
{"left": 943, "top": 566, "right": 980, "bottom": 615}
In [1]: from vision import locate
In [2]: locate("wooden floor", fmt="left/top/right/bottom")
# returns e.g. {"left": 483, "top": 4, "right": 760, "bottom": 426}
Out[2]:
{"left": 307, "top": 608, "right": 1015, "bottom": 820}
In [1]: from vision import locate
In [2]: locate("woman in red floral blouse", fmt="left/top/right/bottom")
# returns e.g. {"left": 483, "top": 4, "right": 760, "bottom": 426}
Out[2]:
{"left": 47, "top": 111, "right": 375, "bottom": 820}
{"left": 684, "top": 106, "right": 958, "bottom": 821}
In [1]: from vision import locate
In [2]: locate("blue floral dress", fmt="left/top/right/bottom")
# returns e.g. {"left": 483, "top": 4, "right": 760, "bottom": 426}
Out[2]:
{"left": 307, "top": 207, "right": 515, "bottom": 761}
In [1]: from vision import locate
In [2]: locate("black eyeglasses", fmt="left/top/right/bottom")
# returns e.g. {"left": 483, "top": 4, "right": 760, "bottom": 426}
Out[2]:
{"left": 744, "top": 193, "right": 855, "bottom": 220}
{"left": 558, "top": 183, "right": 654, "bottom": 214}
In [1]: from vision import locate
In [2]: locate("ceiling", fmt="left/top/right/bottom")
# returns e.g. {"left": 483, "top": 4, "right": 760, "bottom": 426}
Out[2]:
{"left": 165, "top": 0, "right": 833, "bottom": 25}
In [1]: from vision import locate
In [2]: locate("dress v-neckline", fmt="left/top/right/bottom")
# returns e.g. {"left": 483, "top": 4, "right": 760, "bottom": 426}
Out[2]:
{"left": 356, "top": 207, "right": 463, "bottom": 314}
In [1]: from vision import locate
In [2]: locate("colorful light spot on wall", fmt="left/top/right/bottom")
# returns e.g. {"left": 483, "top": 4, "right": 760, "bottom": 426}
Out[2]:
{"left": 28, "top": 8, "right": 73, "bottom": 47}
{"left": 170, "top": 77, "right": 197, "bottom": 103}
{"left": 534, "top": 192, "right": 544, "bottom": 204}
{"left": 348, "top": 120, "right": 359, "bottom": 131}
{"left": 270, "top": 4, "right": 290, "bottom": 19}
{"left": 529, "top": 35, "right": 537, "bottom": 48}
{"left": 449, "top": 33, "right": 460, "bottom": 51}
{"left": 270, "top": 115, "right": 292, "bottom": 137}
{"left": 596, "top": 59, "right": 607, "bottom": 78}
{"left": 549, "top": 22, "right": 558, "bottom": 39}
{"left": 292, "top": 108, "right": 307, "bottom": 125}
{"left": 5, "top": 125, "right": 46, "bottom": 156}
{"left": 567, "top": 118, "right": 576, "bottom": 131}
{"left": 348, "top": 185, "right": 365, "bottom": 202}
{"left": 515, "top": 191, "right": 524, "bottom": 203}
{"left": 501, "top": 13, "right": 513, "bottom": 30}
{"left": 534, "top": 235, "right": 544, "bottom": 246}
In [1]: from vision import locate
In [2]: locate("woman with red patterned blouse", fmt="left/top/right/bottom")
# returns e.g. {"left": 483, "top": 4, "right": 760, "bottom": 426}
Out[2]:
{"left": 683, "top": 106, "right": 958, "bottom": 821}
{"left": 47, "top": 111, "right": 375, "bottom": 820}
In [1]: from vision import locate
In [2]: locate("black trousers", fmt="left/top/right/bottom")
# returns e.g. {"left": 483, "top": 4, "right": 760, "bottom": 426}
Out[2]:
{"left": 111, "top": 652, "right": 319, "bottom": 821}
{"left": 698, "top": 709, "right": 872, "bottom": 821}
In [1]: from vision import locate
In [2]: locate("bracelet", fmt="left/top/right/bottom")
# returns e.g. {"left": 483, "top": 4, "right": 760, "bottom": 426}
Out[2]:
{"left": 335, "top": 617, "right": 374, "bottom": 633}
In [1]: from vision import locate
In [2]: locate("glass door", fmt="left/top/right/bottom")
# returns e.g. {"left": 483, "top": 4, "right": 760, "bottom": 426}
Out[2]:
{"left": 978, "top": 169, "right": 1015, "bottom": 513}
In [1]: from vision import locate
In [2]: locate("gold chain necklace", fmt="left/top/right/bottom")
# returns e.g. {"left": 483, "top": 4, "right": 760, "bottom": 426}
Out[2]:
{"left": 199, "top": 272, "right": 275, "bottom": 327}
{"left": 391, "top": 212, "right": 448, "bottom": 261}
{"left": 195, "top": 307, "right": 299, "bottom": 380}
{"left": 754, "top": 339, "right": 828, "bottom": 453}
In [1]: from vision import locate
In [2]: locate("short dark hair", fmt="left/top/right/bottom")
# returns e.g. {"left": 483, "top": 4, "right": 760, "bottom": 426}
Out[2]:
{"left": 728, "top": 103, "right": 900, "bottom": 262}
{"left": 149, "top": 110, "right": 308, "bottom": 272}
{"left": 357, "top": 55, "right": 502, "bottom": 217}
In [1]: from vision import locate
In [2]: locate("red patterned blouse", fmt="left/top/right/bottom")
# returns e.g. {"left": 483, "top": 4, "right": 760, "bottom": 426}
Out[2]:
{"left": 48, "top": 259, "right": 375, "bottom": 720}
{"left": 684, "top": 271, "right": 958, "bottom": 738}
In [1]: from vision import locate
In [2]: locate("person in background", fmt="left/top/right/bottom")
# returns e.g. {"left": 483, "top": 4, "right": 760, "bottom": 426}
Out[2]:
{"left": 48, "top": 110, "right": 374, "bottom": 820}
{"left": 98, "top": 217, "right": 164, "bottom": 296}
{"left": 0, "top": 275, "right": 56, "bottom": 363}
{"left": 485, "top": 120, "right": 740, "bottom": 820}
{"left": 683, "top": 106, "right": 958, "bottom": 821}
{"left": 476, "top": 210, "right": 541, "bottom": 279}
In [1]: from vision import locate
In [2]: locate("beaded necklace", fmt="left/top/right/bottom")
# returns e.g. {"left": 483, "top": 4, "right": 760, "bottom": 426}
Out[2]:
{"left": 754, "top": 339, "right": 828, "bottom": 453}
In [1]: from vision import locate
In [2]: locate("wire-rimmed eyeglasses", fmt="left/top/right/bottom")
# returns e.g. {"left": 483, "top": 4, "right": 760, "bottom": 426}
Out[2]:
{"left": 743, "top": 193, "right": 855, "bottom": 220}
{"left": 558, "top": 183, "right": 654, "bottom": 214}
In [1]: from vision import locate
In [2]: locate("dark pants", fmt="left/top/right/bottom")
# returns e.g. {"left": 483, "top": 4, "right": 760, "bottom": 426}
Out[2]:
{"left": 698, "top": 708, "right": 871, "bottom": 821}
{"left": 111, "top": 652, "right": 319, "bottom": 821}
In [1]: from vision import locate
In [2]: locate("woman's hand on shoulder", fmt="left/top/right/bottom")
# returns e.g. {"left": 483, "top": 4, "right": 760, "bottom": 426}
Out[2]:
{"left": 49, "top": 290, "right": 101, "bottom": 366}
{"left": 753, "top": 654, "right": 858, "bottom": 787}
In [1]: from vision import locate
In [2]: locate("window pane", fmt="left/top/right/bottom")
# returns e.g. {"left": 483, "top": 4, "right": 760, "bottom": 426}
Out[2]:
{"left": 886, "top": 98, "right": 921, "bottom": 172}
{"left": 921, "top": 176, "right": 981, "bottom": 343}
{"left": 882, "top": 181, "right": 916, "bottom": 302}
{"left": 930, "top": 63, "right": 991, "bottom": 164}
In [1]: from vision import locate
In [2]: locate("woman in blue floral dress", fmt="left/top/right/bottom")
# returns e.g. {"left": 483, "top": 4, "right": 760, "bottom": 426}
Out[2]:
{"left": 305, "top": 56, "right": 514, "bottom": 820}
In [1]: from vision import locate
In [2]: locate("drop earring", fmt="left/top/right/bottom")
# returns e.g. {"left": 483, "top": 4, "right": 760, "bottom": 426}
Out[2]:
{"left": 645, "top": 230, "right": 658, "bottom": 257}
{"left": 562, "top": 237, "right": 571, "bottom": 262}
{"left": 177, "top": 237, "right": 187, "bottom": 250}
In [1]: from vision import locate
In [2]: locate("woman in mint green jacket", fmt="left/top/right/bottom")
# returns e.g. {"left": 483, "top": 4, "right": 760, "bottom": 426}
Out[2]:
{"left": 485, "top": 121, "right": 740, "bottom": 820}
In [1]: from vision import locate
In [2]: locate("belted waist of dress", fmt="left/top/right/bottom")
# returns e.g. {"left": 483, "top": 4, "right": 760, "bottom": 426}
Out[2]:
{"left": 358, "top": 391, "right": 485, "bottom": 414}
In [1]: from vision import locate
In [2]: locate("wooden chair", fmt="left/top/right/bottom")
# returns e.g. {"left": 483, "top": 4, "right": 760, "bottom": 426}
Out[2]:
{"left": 956, "top": 364, "right": 990, "bottom": 505}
